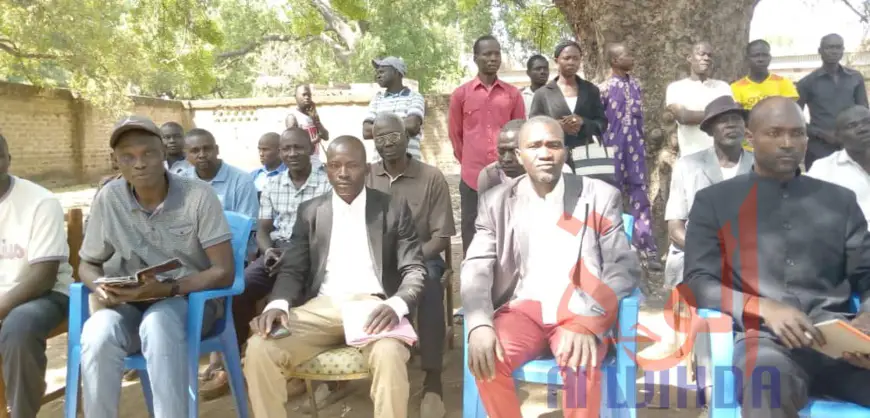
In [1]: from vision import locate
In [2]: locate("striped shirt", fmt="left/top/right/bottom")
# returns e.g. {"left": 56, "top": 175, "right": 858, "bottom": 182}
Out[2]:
{"left": 364, "top": 88, "right": 425, "bottom": 160}
{"left": 259, "top": 162, "right": 332, "bottom": 242}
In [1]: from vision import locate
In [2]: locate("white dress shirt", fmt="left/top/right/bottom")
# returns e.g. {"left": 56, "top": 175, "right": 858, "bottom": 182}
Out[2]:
{"left": 264, "top": 189, "right": 410, "bottom": 318}
{"left": 807, "top": 150, "right": 870, "bottom": 227}
{"left": 512, "top": 176, "right": 584, "bottom": 324}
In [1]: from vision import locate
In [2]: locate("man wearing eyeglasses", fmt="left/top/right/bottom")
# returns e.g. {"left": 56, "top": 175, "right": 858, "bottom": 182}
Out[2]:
{"left": 366, "top": 113, "right": 455, "bottom": 418}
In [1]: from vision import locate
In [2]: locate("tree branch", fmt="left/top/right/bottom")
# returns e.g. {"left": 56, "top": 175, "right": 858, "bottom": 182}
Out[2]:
{"left": 0, "top": 39, "right": 58, "bottom": 60}
{"left": 309, "top": 0, "right": 360, "bottom": 51}
{"left": 216, "top": 34, "right": 314, "bottom": 60}
{"left": 839, "top": 0, "right": 869, "bottom": 22}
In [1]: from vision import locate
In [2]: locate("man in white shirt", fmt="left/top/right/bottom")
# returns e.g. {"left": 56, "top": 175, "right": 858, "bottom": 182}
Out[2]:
{"left": 807, "top": 105, "right": 870, "bottom": 223}
{"left": 244, "top": 136, "right": 425, "bottom": 418}
{"left": 286, "top": 84, "right": 330, "bottom": 161}
{"left": 521, "top": 55, "right": 549, "bottom": 116}
{"left": 666, "top": 41, "right": 734, "bottom": 156}
{"left": 0, "top": 133, "right": 72, "bottom": 418}
{"left": 461, "top": 116, "right": 639, "bottom": 418}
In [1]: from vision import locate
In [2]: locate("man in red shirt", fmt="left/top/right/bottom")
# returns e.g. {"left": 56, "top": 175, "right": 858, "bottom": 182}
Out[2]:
{"left": 449, "top": 35, "right": 526, "bottom": 252}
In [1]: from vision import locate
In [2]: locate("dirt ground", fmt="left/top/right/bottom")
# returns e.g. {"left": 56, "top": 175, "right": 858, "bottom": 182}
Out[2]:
{"left": 38, "top": 179, "right": 704, "bottom": 417}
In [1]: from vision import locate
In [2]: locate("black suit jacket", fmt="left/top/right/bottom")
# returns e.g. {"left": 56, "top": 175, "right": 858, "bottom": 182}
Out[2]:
{"left": 683, "top": 171, "right": 870, "bottom": 333}
{"left": 269, "top": 188, "right": 427, "bottom": 314}
{"left": 529, "top": 75, "right": 608, "bottom": 148}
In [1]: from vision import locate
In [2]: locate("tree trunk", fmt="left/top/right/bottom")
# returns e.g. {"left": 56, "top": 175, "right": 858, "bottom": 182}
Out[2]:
{"left": 554, "top": 0, "right": 758, "bottom": 291}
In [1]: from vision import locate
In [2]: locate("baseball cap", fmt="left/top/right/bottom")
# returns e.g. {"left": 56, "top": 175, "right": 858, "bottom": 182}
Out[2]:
{"left": 372, "top": 57, "right": 407, "bottom": 76}
{"left": 109, "top": 115, "right": 162, "bottom": 148}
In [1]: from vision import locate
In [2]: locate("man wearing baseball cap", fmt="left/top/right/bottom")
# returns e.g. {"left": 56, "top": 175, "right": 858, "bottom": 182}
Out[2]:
{"left": 362, "top": 56, "right": 426, "bottom": 161}
{"left": 77, "top": 115, "right": 236, "bottom": 418}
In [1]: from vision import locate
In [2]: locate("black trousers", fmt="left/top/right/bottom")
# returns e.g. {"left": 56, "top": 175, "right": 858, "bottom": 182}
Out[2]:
{"left": 736, "top": 335, "right": 870, "bottom": 417}
{"left": 459, "top": 180, "right": 478, "bottom": 254}
{"left": 418, "top": 259, "right": 446, "bottom": 372}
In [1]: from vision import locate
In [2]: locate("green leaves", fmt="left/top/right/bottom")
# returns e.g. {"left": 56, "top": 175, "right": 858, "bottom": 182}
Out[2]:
{"left": 0, "top": 0, "right": 575, "bottom": 105}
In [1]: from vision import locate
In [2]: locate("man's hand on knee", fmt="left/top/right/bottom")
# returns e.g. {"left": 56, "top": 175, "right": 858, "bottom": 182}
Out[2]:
{"left": 759, "top": 299, "right": 825, "bottom": 349}
{"left": 467, "top": 326, "right": 504, "bottom": 382}
{"left": 555, "top": 330, "right": 598, "bottom": 372}
{"left": 251, "top": 308, "right": 289, "bottom": 338}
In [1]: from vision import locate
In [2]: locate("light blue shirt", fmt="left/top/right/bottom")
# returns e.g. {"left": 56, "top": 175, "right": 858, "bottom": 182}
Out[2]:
{"left": 250, "top": 163, "right": 287, "bottom": 192}
{"left": 182, "top": 161, "right": 259, "bottom": 222}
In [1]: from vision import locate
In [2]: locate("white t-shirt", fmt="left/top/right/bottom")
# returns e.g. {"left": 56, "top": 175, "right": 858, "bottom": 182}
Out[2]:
{"left": 720, "top": 155, "right": 743, "bottom": 180}
{"left": 666, "top": 78, "right": 733, "bottom": 156}
{"left": 0, "top": 176, "right": 73, "bottom": 295}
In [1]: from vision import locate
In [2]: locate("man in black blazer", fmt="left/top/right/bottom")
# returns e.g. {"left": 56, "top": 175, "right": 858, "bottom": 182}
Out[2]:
{"left": 243, "top": 136, "right": 426, "bottom": 418}
{"left": 684, "top": 97, "right": 870, "bottom": 418}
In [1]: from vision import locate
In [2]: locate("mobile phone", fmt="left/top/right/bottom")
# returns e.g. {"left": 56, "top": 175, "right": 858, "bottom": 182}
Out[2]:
{"left": 269, "top": 324, "right": 291, "bottom": 339}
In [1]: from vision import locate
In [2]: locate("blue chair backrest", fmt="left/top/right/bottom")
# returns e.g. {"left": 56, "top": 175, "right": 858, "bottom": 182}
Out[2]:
{"left": 224, "top": 211, "right": 255, "bottom": 288}
{"left": 622, "top": 213, "right": 634, "bottom": 242}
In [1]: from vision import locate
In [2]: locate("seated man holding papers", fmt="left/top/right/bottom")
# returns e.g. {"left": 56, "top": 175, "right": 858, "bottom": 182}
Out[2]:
{"left": 77, "top": 116, "right": 235, "bottom": 418}
{"left": 684, "top": 97, "right": 870, "bottom": 418}
{"left": 244, "top": 136, "right": 425, "bottom": 418}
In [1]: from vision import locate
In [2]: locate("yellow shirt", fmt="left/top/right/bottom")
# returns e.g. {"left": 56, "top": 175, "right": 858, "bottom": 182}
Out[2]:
{"left": 731, "top": 74, "right": 799, "bottom": 150}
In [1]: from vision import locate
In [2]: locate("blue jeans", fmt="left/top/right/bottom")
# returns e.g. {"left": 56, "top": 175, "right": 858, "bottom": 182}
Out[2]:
{"left": 80, "top": 297, "right": 217, "bottom": 418}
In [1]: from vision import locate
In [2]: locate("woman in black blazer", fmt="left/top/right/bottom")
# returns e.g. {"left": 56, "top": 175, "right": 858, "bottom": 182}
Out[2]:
{"left": 529, "top": 40, "right": 608, "bottom": 171}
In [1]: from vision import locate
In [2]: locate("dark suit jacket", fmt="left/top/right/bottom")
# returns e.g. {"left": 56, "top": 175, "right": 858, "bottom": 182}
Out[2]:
{"left": 529, "top": 76, "right": 608, "bottom": 148}
{"left": 461, "top": 174, "right": 640, "bottom": 338}
{"left": 684, "top": 172, "right": 870, "bottom": 333}
{"left": 269, "top": 188, "right": 427, "bottom": 313}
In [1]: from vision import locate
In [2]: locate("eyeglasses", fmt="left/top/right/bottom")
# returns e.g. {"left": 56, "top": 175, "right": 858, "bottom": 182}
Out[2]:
{"left": 373, "top": 132, "right": 404, "bottom": 145}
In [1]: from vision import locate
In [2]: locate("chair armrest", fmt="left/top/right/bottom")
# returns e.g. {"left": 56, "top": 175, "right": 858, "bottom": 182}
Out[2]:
{"left": 185, "top": 273, "right": 245, "bottom": 340}
{"left": 187, "top": 285, "right": 243, "bottom": 306}
{"left": 68, "top": 283, "right": 93, "bottom": 347}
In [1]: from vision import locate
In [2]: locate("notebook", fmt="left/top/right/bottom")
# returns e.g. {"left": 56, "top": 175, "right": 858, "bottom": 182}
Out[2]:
{"left": 341, "top": 299, "right": 418, "bottom": 347}
{"left": 810, "top": 319, "right": 870, "bottom": 359}
{"left": 93, "top": 258, "right": 183, "bottom": 288}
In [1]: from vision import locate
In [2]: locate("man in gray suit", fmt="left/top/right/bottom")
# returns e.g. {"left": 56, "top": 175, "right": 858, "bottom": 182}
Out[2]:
{"left": 462, "top": 116, "right": 639, "bottom": 418}
{"left": 243, "top": 136, "right": 426, "bottom": 418}
{"left": 657, "top": 95, "right": 754, "bottom": 411}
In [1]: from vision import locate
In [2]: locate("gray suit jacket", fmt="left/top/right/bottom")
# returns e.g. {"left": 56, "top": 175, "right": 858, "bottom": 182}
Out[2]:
{"left": 270, "top": 188, "right": 426, "bottom": 313}
{"left": 460, "top": 174, "right": 640, "bottom": 337}
{"left": 665, "top": 148, "right": 755, "bottom": 224}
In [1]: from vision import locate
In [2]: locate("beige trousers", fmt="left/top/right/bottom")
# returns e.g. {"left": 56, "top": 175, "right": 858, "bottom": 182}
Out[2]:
{"left": 244, "top": 295, "right": 411, "bottom": 418}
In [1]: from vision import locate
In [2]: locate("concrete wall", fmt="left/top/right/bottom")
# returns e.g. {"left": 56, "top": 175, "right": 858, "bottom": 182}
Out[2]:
{"left": 187, "top": 92, "right": 459, "bottom": 176}
{"left": 0, "top": 82, "right": 191, "bottom": 187}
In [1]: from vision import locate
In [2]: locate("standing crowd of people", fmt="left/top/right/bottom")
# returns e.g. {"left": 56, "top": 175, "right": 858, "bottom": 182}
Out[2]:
{"left": 0, "top": 30, "right": 869, "bottom": 418}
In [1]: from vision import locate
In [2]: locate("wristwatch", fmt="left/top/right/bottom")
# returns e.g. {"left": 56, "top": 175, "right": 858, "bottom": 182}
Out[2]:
{"left": 169, "top": 282, "right": 180, "bottom": 297}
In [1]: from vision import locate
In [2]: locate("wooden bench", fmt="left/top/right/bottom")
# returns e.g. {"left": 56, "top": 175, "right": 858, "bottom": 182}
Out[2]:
{"left": 0, "top": 208, "right": 83, "bottom": 417}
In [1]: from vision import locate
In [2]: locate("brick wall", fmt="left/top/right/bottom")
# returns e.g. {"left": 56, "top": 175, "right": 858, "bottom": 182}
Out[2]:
{"left": 0, "top": 81, "right": 459, "bottom": 187}
{"left": 0, "top": 82, "right": 191, "bottom": 187}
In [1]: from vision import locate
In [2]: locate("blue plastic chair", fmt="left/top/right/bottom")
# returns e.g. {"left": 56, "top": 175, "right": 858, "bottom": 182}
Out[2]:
{"left": 64, "top": 211, "right": 255, "bottom": 418}
{"left": 699, "top": 294, "right": 870, "bottom": 417}
{"left": 462, "top": 214, "right": 641, "bottom": 418}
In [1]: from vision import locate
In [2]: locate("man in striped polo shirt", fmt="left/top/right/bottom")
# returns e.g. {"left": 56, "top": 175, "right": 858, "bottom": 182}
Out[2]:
{"left": 362, "top": 57, "right": 426, "bottom": 160}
